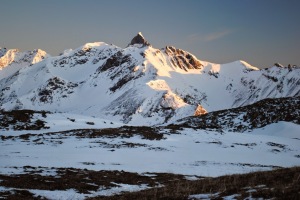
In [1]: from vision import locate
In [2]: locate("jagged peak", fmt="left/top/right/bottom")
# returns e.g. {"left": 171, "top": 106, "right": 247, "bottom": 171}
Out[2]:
{"left": 164, "top": 45, "right": 203, "bottom": 70}
{"left": 137, "top": 32, "right": 144, "bottom": 37}
{"left": 0, "top": 48, "right": 49, "bottom": 69}
{"left": 128, "top": 32, "right": 150, "bottom": 47}
{"left": 4, "top": 48, "right": 19, "bottom": 54}
{"left": 33, "top": 48, "right": 46, "bottom": 53}
{"left": 1, "top": 48, "right": 48, "bottom": 57}
{"left": 0, "top": 47, "right": 8, "bottom": 57}
{"left": 274, "top": 62, "right": 285, "bottom": 68}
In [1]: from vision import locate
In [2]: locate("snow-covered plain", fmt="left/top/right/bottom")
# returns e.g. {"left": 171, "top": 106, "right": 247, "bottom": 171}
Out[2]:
{"left": 1, "top": 116, "right": 299, "bottom": 198}
{"left": 1, "top": 118, "right": 299, "bottom": 177}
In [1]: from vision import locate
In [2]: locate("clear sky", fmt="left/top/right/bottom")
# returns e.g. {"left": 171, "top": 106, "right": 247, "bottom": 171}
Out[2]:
{"left": 1, "top": 0, "right": 299, "bottom": 68}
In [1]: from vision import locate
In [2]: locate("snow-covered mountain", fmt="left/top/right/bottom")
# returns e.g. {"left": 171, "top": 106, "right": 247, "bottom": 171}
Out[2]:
{"left": 0, "top": 33, "right": 299, "bottom": 125}
{"left": 0, "top": 47, "right": 49, "bottom": 80}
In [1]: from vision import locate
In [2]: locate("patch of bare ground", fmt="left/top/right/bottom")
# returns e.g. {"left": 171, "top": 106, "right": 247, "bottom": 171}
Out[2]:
{"left": 90, "top": 167, "right": 300, "bottom": 200}
{"left": 0, "top": 167, "right": 299, "bottom": 199}
{"left": 73, "top": 126, "right": 164, "bottom": 140}
{"left": 1, "top": 126, "right": 164, "bottom": 143}
{"left": 0, "top": 167, "right": 187, "bottom": 199}
{"left": 0, "top": 110, "right": 49, "bottom": 130}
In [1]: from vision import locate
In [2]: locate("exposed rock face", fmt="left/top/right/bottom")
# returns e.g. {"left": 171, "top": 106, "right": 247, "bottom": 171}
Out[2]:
{"left": 0, "top": 49, "right": 19, "bottom": 69}
{"left": 274, "top": 63, "right": 284, "bottom": 68}
{"left": 0, "top": 47, "right": 7, "bottom": 58}
{"left": 128, "top": 32, "right": 150, "bottom": 47}
{"left": 194, "top": 105, "right": 207, "bottom": 116}
{"left": 165, "top": 46, "right": 203, "bottom": 71}
{"left": 99, "top": 51, "right": 132, "bottom": 72}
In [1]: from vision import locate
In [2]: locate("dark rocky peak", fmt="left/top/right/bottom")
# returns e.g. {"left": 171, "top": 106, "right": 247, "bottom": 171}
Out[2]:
{"left": 0, "top": 47, "right": 7, "bottom": 57}
{"left": 274, "top": 63, "right": 284, "bottom": 68}
{"left": 128, "top": 32, "right": 150, "bottom": 47}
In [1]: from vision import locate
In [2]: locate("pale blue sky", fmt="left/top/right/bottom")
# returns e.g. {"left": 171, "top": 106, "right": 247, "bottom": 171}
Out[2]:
{"left": 1, "top": 0, "right": 299, "bottom": 68}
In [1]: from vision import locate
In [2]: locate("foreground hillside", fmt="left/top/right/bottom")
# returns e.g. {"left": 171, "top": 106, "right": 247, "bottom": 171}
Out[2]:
{"left": 174, "top": 96, "right": 300, "bottom": 132}
{"left": 0, "top": 165, "right": 299, "bottom": 199}
{"left": 100, "top": 167, "right": 300, "bottom": 200}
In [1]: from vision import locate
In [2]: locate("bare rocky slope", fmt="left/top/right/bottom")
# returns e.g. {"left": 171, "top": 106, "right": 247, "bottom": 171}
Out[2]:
{"left": 172, "top": 96, "right": 300, "bottom": 132}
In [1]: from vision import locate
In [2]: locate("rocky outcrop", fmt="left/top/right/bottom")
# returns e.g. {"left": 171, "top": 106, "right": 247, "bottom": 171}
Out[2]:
{"left": 165, "top": 46, "right": 203, "bottom": 71}
{"left": 128, "top": 32, "right": 150, "bottom": 47}
{"left": 175, "top": 96, "right": 300, "bottom": 132}
{"left": 0, "top": 47, "right": 7, "bottom": 58}
{"left": 194, "top": 105, "right": 207, "bottom": 116}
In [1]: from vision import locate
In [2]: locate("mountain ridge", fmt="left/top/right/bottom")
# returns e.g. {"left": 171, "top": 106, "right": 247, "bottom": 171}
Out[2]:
{"left": 0, "top": 33, "right": 299, "bottom": 125}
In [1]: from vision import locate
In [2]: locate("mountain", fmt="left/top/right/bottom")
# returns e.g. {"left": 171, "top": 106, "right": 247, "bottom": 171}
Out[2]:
{"left": 0, "top": 34, "right": 299, "bottom": 125}
{"left": 0, "top": 47, "right": 49, "bottom": 80}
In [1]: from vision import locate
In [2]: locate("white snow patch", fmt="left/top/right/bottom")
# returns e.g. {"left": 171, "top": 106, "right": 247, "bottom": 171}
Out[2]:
{"left": 189, "top": 192, "right": 220, "bottom": 199}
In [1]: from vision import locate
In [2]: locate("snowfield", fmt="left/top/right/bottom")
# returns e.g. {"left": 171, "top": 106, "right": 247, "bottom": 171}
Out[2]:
{"left": 0, "top": 117, "right": 299, "bottom": 198}
{"left": 1, "top": 119, "right": 299, "bottom": 177}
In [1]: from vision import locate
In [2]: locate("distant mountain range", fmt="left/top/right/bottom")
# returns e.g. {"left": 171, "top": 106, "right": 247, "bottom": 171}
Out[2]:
{"left": 0, "top": 33, "right": 299, "bottom": 125}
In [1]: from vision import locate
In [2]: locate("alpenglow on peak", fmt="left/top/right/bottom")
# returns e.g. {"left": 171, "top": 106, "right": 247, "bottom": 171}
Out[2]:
{"left": 128, "top": 32, "right": 150, "bottom": 47}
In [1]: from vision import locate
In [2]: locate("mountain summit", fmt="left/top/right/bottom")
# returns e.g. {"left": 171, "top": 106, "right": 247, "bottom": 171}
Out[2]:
{"left": 128, "top": 32, "right": 150, "bottom": 47}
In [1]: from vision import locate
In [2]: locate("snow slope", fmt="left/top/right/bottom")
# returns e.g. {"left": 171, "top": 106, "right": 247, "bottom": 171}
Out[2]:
{"left": 0, "top": 34, "right": 299, "bottom": 125}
